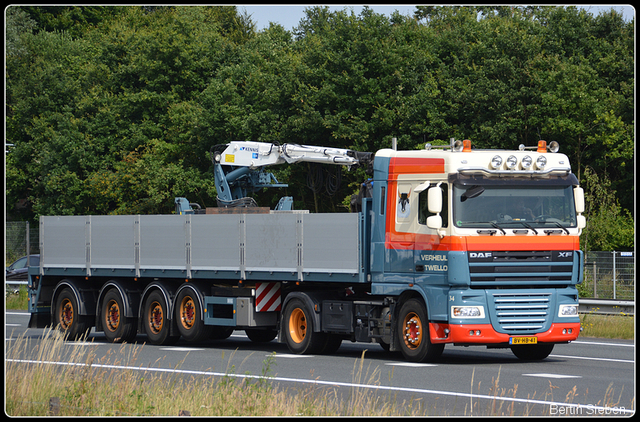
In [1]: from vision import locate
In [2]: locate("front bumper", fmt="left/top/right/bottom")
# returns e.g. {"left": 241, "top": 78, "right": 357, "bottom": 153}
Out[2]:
{"left": 429, "top": 322, "right": 581, "bottom": 345}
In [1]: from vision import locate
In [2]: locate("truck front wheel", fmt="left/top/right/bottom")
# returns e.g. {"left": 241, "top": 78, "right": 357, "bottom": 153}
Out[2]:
{"left": 283, "top": 298, "right": 326, "bottom": 354}
{"left": 511, "top": 344, "right": 554, "bottom": 360}
{"left": 396, "top": 298, "right": 444, "bottom": 362}
{"left": 55, "top": 287, "right": 90, "bottom": 340}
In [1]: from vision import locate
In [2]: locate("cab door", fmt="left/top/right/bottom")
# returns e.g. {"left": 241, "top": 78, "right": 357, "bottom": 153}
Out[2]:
{"left": 412, "top": 182, "right": 450, "bottom": 321}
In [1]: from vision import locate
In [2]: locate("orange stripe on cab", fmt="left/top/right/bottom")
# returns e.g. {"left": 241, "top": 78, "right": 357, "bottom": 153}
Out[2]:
{"left": 388, "top": 157, "right": 445, "bottom": 179}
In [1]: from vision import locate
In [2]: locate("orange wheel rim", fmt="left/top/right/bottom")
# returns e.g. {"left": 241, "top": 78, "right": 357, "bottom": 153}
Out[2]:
{"left": 105, "top": 299, "right": 121, "bottom": 332}
{"left": 148, "top": 301, "right": 164, "bottom": 334}
{"left": 59, "top": 299, "right": 74, "bottom": 329}
{"left": 402, "top": 312, "right": 423, "bottom": 350}
{"left": 288, "top": 308, "right": 307, "bottom": 344}
{"left": 180, "top": 296, "right": 196, "bottom": 329}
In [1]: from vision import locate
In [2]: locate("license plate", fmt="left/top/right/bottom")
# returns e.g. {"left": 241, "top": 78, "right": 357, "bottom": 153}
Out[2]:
{"left": 509, "top": 336, "right": 537, "bottom": 345}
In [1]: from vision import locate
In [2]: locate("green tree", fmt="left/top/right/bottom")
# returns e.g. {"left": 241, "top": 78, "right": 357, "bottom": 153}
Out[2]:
{"left": 6, "top": 6, "right": 255, "bottom": 219}
{"left": 415, "top": 6, "right": 634, "bottom": 215}
{"left": 5, "top": 5, "right": 634, "bottom": 228}
{"left": 580, "top": 167, "right": 634, "bottom": 251}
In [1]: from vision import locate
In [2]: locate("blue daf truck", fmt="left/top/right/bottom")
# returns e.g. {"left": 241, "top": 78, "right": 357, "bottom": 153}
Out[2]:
{"left": 28, "top": 139, "right": 585, "bottom": 361}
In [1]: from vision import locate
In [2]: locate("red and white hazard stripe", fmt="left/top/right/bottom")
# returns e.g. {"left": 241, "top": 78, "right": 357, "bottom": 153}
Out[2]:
{"left": 255, "top": 282, "right": 281, "bottom": 312}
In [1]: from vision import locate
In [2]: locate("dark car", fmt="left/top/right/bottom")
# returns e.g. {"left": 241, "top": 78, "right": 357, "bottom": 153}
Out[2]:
{"left": 6, "top": 254, "right": 39, "bottom": 282}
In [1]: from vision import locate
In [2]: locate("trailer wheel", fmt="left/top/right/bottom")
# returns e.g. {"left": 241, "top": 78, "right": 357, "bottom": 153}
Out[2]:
{"left": 55, "top": 287, "right": 90, "bottom": 340}
{"left": 396, "top": 298, "right": 444, "bottom": 362}
{"left": 142, "top": 290, "right": 179, "bottom": 345}
{"left": 511, "top": 344, "right": 554, "bottom": 361}
{"left": 175, "top": 287, "right": 212, "bottom": 342}
{"left": 101, "top": 289, "right": 137, "bottom": 343}
{"left": 283, "top": 298, "right": 325, "bottom": 354}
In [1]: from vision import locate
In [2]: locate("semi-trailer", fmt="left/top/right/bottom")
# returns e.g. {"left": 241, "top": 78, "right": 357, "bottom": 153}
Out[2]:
{"left": 28, "top": 139, "right": 585, "bottom": 362}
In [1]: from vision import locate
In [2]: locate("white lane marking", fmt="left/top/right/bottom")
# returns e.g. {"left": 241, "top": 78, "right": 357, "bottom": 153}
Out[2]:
{"left": 160, "top": 347, "right": 204, "bottom": 352}
{"left": 7, "top": 358, "right": 635, "bottom": 415}
{"left": 271, "top": 354, "right": 314, "bottom": 358}
{"left": 523, "top": 373, "right": 582, "bottom": 379}
{"left": 385, "top": 362, "right": 437, "bottom": 367}
{"left": 572, "top": 340, "right": 634, "bottom": 347}
{"left": 551, "top": 354, "right": 634, "bottom": 364}
{"left": 65, "top": 343, "right": 99, "bottom": 346}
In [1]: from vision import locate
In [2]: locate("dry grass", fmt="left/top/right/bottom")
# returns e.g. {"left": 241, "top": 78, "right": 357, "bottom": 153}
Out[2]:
{"left": 6, "top": 328, "right": 633, "bottom": 416}
{"left": 5, "top": 329, "right": 428, "bottom": 416}
{"left": 5, "top": 290, "right": 634, "bottom": 416}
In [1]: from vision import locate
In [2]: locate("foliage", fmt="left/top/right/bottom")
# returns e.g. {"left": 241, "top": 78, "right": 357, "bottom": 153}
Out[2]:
{"left": 580, "top": 167, "right": 634, "bottom": 251}
{"left": 5, "top": 5, "right": 634, "bottom": 246}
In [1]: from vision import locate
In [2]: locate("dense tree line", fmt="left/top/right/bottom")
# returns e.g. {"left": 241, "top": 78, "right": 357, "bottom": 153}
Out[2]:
{"left": 5, "top": 6, "right": 634, "bottom": 250}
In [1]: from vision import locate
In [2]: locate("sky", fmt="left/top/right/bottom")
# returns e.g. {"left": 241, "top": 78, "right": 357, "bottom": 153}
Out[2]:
{"left": 238, "top": 4, "right": 635, "bottom": 31}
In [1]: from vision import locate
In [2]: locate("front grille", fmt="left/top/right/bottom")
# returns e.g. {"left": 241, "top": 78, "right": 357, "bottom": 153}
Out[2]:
{"left": 488, "top": 292, "right": 554, "bottom": 334}
{"left": 468, "top": 250, "right": 574, "bottom": 287}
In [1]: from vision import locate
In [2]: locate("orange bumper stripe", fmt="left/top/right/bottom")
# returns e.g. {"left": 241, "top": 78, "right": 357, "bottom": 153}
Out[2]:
{"left": 429, "top": 322, "right": 581, "bottom": 344}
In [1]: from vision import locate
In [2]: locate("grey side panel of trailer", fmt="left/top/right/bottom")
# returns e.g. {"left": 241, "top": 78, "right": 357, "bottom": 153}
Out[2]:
{"left": 190, "top": 214, "right": 241, "bottom": 271}
{"left": 139, "top": 215, "right": 188, "bottom": 270}
{"left": 244, "top": 213, "right": 299, "bottom": 273}
{"left": 302, "top": 213, "right": 359, "bottom": 273}
{"left": 91, "top": 215, "right": 137, "bottom": 269}
{"left": 39, "top": 213, "right": 361, "bottom": 281}
{"left": 40, "top": 216, "right": 87, "bottom": 270}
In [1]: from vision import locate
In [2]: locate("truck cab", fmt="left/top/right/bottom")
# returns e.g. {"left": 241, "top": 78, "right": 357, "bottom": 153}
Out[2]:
{"left": 369, "top": 140, "right": 584, "bottom": 360}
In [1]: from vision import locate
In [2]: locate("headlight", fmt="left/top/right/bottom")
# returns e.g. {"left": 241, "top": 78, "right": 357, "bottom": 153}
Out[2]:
{"left": 558, "top": 304, "right": 578, "bottom": 317}
{"left": 535, "top": 155, "right": 547, "bottom": 170}
{"left": 521, "top": 155, "right": 532, "bottom": 169}
{"left": 452, "top": 306, "right": 485, "bottom": 318}
{"left": 490, "top": 155, "right": 502, "bottom": 169}
{"left": 505, "top": 155, "right": 517, "bottom": 170}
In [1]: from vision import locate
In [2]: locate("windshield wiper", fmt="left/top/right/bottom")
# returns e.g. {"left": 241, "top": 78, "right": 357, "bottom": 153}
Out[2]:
{"left": 458, "top": 220, "right": 506, "bottom": 235}
{"left": 539, "top": 220, "right": 570, "bottom": 235}
{"left": 517, "top": 221, "right": 538, "bottom": 235}
{"left": 553, "top": 221, "right": 570, "bottom": 234}
{"left": 489, "top": 221, "right": 506, "bottom": 235}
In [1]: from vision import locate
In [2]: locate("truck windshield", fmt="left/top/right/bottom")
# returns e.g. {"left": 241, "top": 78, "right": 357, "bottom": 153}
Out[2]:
{"left": 453, "top": 184, "right": 578, "bottom": 229}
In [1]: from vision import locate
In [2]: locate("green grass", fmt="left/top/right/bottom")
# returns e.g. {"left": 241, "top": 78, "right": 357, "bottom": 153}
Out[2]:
{"left": 5, "top": 285, "right": 29, "bottom": 310}
{"left": 579, "top": 312, "right": 634, "bottom": 340}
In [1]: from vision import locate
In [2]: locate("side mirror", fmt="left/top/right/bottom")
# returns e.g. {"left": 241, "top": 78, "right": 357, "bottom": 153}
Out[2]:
{"left": 426, "top": 215, "right": 442, "bottom": 230}
{"left": 428, "top": 186, "right": 442, "bottom": 214}
{"left": 427, "top": 186, "right": 443, "bottom": 230}
{"left": 577, "top": 215, "right": 586, "bottom": 229}
{"left": 574, "top": 187, "right": 585, "bottom": 214}
{"left": 574, "top": 186, "right": 586, "bottom": 230}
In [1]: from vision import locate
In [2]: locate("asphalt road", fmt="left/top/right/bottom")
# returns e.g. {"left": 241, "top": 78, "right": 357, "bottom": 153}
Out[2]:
{"left": 5, "top": 311, "right": 635, "bottom": 416}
